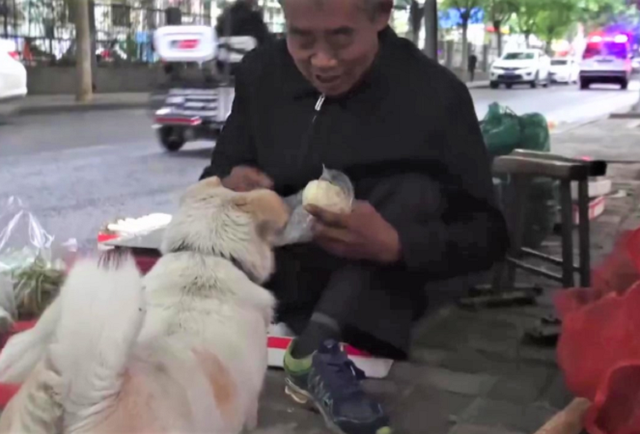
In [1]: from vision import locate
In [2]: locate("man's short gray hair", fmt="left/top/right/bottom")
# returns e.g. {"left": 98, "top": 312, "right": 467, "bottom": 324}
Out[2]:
{"left": 278, "top": 0, "right": 389, "bottom": 19}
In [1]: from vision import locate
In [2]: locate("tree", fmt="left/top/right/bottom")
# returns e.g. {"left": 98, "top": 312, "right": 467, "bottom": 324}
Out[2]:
{"left": 409, "top": 0, "right": 425, "bottom": 44}
{"left": 534, "top": 0, "right": 579, "bottom": 53}
{"left": 441, "top": 0, "right": 483, "bottom": 71}
{"left": 483, "top": 0, "right": 518, "bottom": 56}
{"left": 395, "top": 0, "right": 425, "bottom": 45}
{"left": 514, "top": 0, "right": 547, "bottom": 47}
{"left": 73, "top": 0, "right": 92, "bottom": 102}
{"left": 577, "top": 0, "right": 629, "bottom": 32}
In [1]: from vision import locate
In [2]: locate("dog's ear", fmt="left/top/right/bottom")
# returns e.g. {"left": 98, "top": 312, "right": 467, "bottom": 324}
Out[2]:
{"left": 206, "top": 176, "right": 223, "bottom": 187}
{"left": 180, "top": 177, "right": 224, "bottom": 205}
{"left": 232, "top": 190, "right": 290, "bottom": 242}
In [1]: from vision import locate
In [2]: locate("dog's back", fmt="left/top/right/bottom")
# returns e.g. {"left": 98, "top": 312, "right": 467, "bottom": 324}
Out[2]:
{"left": 136, "top": 250, "right": 276, "bottom": 431}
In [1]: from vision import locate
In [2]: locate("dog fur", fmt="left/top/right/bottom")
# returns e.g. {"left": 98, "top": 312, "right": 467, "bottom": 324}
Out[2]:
{"left": 0, "top": 177, "right": 290, "bottom": 434}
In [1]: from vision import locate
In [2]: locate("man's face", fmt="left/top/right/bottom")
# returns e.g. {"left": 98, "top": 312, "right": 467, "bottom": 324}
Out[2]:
{"left": 282, "top": 0, "right": 390, "bottom": 97}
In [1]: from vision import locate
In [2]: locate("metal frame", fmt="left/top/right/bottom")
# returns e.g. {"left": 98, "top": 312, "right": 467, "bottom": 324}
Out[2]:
{"left": 489, "top": 150, "right": 607, "bottom": 290}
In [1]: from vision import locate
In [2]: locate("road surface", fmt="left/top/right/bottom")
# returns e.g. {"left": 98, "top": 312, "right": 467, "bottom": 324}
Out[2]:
{"left": 472, "top": 80, "right": 640, "bottom": 124}
{"left": 0, "top": 83, "right": 637, "bottom": 249}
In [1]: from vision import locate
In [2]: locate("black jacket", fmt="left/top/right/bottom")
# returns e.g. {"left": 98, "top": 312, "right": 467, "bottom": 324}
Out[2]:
{"left": 201, "top": 28, "right": 508, "bottom": 280}
{"left": 215, "top": 2, "right": 271, "bottom": 46}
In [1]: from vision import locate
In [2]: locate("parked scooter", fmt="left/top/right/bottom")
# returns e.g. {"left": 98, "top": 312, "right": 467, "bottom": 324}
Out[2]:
{"left": 151, "top": 25, "right": 256, "bottom": 152}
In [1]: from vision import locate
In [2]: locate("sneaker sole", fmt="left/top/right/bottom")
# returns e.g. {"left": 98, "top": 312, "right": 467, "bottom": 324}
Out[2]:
{"left": 284, "top": 378, "right": 392, "bottom": 434}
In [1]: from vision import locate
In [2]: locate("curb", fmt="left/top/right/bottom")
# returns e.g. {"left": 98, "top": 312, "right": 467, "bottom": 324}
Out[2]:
{"left": 466, "top": 81, "right": 490, "bottom": 89}
{"left": 16, "top": 101, "right": 150, "bottom": 116}
{"left": 607, "top": 104, "right": 637, "bottom": 120}
{"left": 609, "top": 112, "right": 640, "bottom": 120}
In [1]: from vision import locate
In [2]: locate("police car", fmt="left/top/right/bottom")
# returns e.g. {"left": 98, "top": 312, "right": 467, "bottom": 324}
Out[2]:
{"left": 579, "top": 32, "right": 632, "bottom": 90}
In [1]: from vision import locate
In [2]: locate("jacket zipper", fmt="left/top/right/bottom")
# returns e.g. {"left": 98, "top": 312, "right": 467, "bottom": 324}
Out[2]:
{"left": 297, "top": 94, "right": 326, "bottom": 173}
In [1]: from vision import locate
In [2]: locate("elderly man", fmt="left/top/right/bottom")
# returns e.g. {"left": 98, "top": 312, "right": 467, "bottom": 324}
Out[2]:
{"left": 201, "top": 0, "right": 508, "bottom": 432}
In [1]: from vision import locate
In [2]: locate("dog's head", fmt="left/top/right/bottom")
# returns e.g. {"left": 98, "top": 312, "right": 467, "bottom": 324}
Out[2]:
{"left": 160, "top": 177, "right": 290, "bottom": 284}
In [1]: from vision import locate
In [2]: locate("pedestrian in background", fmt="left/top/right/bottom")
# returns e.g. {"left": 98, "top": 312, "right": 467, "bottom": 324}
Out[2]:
{"left": 468, "top": 50, "right": 478, "bottom": 82}
{"left": 215, "top": 0, "right": 272, "bottom": 46}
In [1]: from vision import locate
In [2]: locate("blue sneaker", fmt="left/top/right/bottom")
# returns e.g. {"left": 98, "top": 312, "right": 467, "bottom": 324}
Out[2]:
{"left": 283, "top": 339, "right": 392, "bottom": 434}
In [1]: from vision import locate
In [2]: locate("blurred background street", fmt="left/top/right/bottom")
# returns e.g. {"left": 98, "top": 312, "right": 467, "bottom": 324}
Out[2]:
{"left": 4, "top": 0, "right": 640, "bottom": 432}
{"left": 2, "top": 81, "right": 639, "bottom": 249}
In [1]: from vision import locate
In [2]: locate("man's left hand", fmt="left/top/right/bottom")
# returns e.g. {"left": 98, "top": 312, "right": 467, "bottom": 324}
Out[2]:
{"left": 306, "top": 201, "right": 402, "bottom": 264}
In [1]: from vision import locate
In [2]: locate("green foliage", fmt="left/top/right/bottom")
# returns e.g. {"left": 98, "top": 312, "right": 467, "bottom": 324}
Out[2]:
{"left": 576, "top": 0, "right": 632, "bottom": 31}
{"left": 483, "top": 0, "right": 519, "bottom": 26}
{"left": 535, "top": 0, "right": 580, "bottom": 44}
{"left": 514, "top": 0, "right": 548, "bottom": 37}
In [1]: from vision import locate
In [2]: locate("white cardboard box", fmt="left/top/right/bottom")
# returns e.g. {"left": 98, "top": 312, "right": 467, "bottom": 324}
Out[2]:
{"left": 570, "top": 178, "right": 612, "bottom": 200}
{"left": 571, "top": 195, "right": 606, "bottom": 224}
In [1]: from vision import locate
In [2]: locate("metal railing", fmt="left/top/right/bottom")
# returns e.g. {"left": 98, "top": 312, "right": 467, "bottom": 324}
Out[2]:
{"left": 1, "top": 0, "right": 213, "bottom": 65}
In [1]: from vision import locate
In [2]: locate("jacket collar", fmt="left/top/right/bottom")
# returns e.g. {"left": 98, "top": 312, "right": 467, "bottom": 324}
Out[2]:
{"left": 282, "top": 26, "right": 397, "bottom": 101}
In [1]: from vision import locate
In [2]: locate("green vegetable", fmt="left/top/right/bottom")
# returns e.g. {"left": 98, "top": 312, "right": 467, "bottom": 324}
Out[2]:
{"left": 10, "top": 255, "right": 65, "bottom": 320}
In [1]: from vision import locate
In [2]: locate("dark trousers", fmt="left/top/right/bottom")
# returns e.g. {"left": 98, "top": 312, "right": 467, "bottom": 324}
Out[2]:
{"left": 468, "top": 68, "right": 476, "bottom": 82}
{"left": 266, "top": 173, "right": 445, "bottom": 360}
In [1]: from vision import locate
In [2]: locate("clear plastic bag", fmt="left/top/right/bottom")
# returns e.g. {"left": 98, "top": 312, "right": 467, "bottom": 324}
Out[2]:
{"left": 0, "top": 275, "right": 15, "bottom": 333}
{"left": 0, "top": 197, "right": 77, "bottom": 321}
{"left": 274, "top": 166, "right": 355, "bottom": 247}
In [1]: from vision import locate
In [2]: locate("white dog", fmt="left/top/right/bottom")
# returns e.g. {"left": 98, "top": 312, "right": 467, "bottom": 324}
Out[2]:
{"left": 0, "top": 176, "right": 290, "bottom": 434}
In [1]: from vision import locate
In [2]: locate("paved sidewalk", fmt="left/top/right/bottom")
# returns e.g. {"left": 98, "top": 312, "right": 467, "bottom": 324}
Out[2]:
{"left": 16, "top": 93, "right": 151, "bottom": 115}
{"left": 552, "top": 117, "right": 640, "bottom": 162}
{"left": 253, "top": 119, "right": 640, "bottom": 433}
{"left": 15, "top": 75, "right": 488, "bottom": 115}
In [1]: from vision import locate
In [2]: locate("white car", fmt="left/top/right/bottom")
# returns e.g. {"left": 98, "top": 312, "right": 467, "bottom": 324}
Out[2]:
{"left": 549, "top": 57, "right": 579, "bottom": 84}
{"left": 0, "top": 39, "right": 27, "bottom": 113}
{"left": 490, "top": 49, "right": 551, "bottom": 89}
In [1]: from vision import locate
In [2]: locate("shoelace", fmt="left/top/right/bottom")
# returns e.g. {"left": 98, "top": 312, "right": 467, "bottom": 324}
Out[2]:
{"left": 325, "top": 355, "right": 367, "bottom": 399}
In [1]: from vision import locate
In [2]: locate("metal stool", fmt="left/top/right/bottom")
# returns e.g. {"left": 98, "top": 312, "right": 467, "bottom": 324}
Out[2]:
{"left": 468, "top": 150, "right": 607, "bottom": 308}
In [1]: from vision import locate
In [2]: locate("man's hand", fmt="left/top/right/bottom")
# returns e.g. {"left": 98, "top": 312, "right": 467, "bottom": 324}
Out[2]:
{"left": 306, "top": 201, "right": 402, "bottom": 264}
{"left": 222, "top": 166, "right": 274, "bottom": 192}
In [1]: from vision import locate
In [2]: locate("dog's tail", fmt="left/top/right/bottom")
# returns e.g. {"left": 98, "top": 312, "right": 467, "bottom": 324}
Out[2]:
{"left": 0, "top": 295, "right": 62, "bottom": 384}
{"left": 46, "top": 251, "right": 146, "bottom": 431}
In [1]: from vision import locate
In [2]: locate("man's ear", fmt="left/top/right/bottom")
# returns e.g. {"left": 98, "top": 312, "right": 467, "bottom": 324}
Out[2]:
{"left": 232, "top": 190, "right": 290, "bottom": 240}
{"left": 373, "top": 0, "right": 392, "bottom": 31}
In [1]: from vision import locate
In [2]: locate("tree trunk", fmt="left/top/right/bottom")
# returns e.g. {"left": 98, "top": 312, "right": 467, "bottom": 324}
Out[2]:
{"left": 525, "top": 32, "right": 531, "bottom": 48}
{"left": 74, "top": 0, "right": 92, "bottom": 102}
{"left": 2, "top": 0, "right": 8, "bottom": 38}
{"left": 89, "top": 0, "right": 97, "bottom": 91}
{"left": 493, "top": 20, "right": 502, "bottom": 56}
{"left": 461, "top": 21, "right": 469, "bottom": 74}
{"left": 423, "top": 0, "right": 438, "bottom": 60}
{"left": 409, "top": 0, "right": 424, "bottom": 45}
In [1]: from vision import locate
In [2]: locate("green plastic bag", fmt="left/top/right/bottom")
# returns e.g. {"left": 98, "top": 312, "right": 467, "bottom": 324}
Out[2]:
{"left": 481, "top": 103, "right": 522, "bottom": 157}
{"left": 519, "top": 113, "right": 551, "bottom": 153}
{"left": 483, "top": 104, "right": 557, "bottom": 249}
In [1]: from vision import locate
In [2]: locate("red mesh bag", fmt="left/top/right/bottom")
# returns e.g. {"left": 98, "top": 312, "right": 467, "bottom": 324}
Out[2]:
{"left": 555, "top": 229, "right": 640, "bottom": 319}
{"left": 585, "top": 362, "right": 640, "bottom": 434}
{"left": 554, "top": 227, "right": 640, "bottom": 434}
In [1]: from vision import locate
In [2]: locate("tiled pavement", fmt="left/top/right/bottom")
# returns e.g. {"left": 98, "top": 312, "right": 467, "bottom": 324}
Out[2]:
{"left": 254, "top": 119, "right": 640, "bottom": 434}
